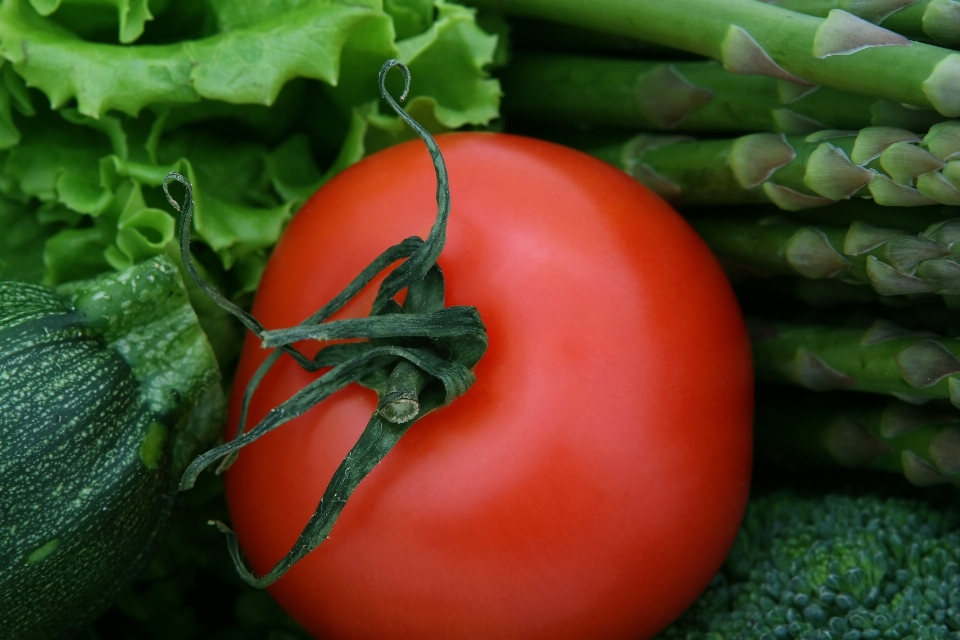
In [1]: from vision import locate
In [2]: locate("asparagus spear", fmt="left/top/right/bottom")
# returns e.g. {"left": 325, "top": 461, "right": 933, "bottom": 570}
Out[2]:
{"left": 506, "top": 17, "right": 689, "bottom": 57}
{"left": 759, "top": 0, "right": 960, "bottom": 48}
{"left": 737, "top": 276, "right": 888, "bottom": 307}
{"left": 733, "top": 200, "right": 960, "bottom": 232}
{"left": 755, "top": 390, "right": 960, "bottom": 486}
{"left": 465, "top": 0, "right": 960, "bottom": 117}
{"left": 501, "top": 53, "right": 946, "bottom": 134}
{"left": 592, "top": 122, "right": 960, "bottom": 209}
{"left": 691, "top": 215, "right": 960, "bottom": 296}
{"left": 751, "top": 318, "right": 960, "bottom": 406}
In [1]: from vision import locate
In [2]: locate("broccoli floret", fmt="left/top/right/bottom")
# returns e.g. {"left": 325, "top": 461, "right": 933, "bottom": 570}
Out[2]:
{"left": 659, "top": 488, "right": 960, "bottom": 640}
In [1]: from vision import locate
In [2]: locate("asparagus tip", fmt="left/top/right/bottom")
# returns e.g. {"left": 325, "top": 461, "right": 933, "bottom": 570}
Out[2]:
{"left": 823, "top": 414, "right": 891, "bottom": 466}
{"left": 916, "top": 171, "right": 960, "bottom": 205}
{"left": 921, "top": 53, "right": 960, "bottom": 118}
{"left": 631, "top": 164, "right": 683, "bottom": 200}
{"left": 784, "top": 227, "right": 852, "bottom": 278}
{"left": 916, "top": 258, "right": 960, "bottom": 294}
{"left": 923, "top": 0, "right": 960, "bottom": 47}
{"left": 812, "top": 9, "right": 910, "bottom": 58}
{"left": 773, "top": 108, "right": 826, "bottom": 135}
{"left": 868, "top": 174, "right": 939, "bottom": 206}
{"left": 865, "top": 255, "right": 935, "bottom": 295}
{"left": 882, "top": 235, "right": 949, "bottom": 272}
{"left": 843, "top": 221, "right": 908, "bottom": 256}
{"left": 637, "top": 64, "right": 715, "bottom": 129}
{"left": 901, "top": 449, "right": 954, "bottom": 486}
{"left": 894, "top": 339, "right": 960, "bottom": 389}
{"left": 879, "top": 142, "right": 945, "bottom": 185}
{"left": 721, "top": 24, "right": 811, "bottom": 84}
{"left": 776, "top": 79, "right": 819, "bottom": 105}
{"left": 730, "top": 133, "right": 797, "bottom": 189}
{"left": 762, "top": 182, "right": 834, "bottom": 211}
{"left": 850, "top": 126, "right": 920, "bottom": 165}
{"left": 793, "top": 347, "right": 857, "bottom": 390}
{"left": 804, "top": 142, "right": 874, "bottom": 200}
{"left": 923, "top": 120, "right": 960, "bottom": 161}
{"left": 861, "top": 319, "right": 937, "bottom": 347}
{"left": 928, "top": 426, "right": 960, "bottom": 476}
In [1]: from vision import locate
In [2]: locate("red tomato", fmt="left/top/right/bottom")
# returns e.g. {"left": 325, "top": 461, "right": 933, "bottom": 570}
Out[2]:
{"left": 224, "top": 133, "right": 753, "bottom": 640}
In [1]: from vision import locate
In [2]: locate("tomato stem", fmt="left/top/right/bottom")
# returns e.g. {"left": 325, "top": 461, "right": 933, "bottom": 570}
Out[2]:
{"left": 166, "top": 59, "right": 488, "bottom": 588}
{"left": 379, "top": 360, "right": 430, "bottom": 423}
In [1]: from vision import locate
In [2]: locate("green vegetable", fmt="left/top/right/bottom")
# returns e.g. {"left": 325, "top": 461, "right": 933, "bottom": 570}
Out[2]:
{"left": 590, "top": 123, "right": 960, "bottom": 209}
{"left": 0, "top": 255, "right": 221, "bottom": 639}
{"left": 84, "top": 473, "right": 313, "bottom": 639}
{"left": 505, "top": 15, "right": 684, "bottom": 56}
{"left": 501, "top": 53, "right": 948, "bottom": 134}
{"left": 744, "top": 200, "right": 960, "bottom": 233}
{"left": 659, "top": 485, "right": 960, "bottom": 638}
{"left": 759, "top": 0, "right": 960, "bottom": 48}
{"left": 691, "top": 214, "right": 960, "bottom": 297}
{"left": 751, "top": 317, "right": 960, "bottom": 405}
{"left": 0, "top": 0, "right": 502, "bottom": 346}
{"left": 170, "top": 59, "right": 488, "bottom": 590}
{"left": 466, "top": 0, "right": 960, "bottom": 117}
{"left": 755, "top": 389, "right": 960, "bottom": 486}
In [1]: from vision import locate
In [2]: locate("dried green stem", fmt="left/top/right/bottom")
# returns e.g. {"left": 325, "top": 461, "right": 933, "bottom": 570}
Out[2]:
{"left": 170, "top": 60, "right": 488, "bottom": 588}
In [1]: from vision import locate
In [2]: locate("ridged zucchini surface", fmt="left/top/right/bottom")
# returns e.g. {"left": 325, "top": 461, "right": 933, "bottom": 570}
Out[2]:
{"left": 0, "top": 256, "right": 221, "bottom": 639}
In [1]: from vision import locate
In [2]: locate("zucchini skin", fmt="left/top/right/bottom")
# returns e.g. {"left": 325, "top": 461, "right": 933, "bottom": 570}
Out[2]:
{"left": 0, "top": 258, "right": 220, "bottom": 639}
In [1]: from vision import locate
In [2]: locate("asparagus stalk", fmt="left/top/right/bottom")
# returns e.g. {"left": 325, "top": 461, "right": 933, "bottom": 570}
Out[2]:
{"left": 755, "top": 391, "right": 960, "bottom": 486}
{"left": 732, "top": 200, "right": 960, "bottom": 232}
{"left": 692, "top": 215, "right": 960, "bottom": 296}
{"left": 751, "top": 318, "right": 960, "bottom": 405}
{"left": 734, "top": 279, "right": 960, "bottom": 340}
{"left": 501, "top": 53, "right": 946, "bottom": 134}
{"left": 592, "top": 122, "right": 960, "bottom": 209}
{"left": 506, "top": 17, "right": 689, "bottom": 57}
{"left": 465, "top": 0, "right": 960, "bottom": 117}
{"left": 759, "top": 0, "right": 960, "bottom": 48}
{"left": 736, "top": 276, "right": 887, "bottom": 307}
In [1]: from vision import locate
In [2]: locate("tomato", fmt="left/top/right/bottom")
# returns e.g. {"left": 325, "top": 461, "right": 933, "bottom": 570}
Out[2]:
{"left": 224, "top": 132, "right": 753, "bottom": 640}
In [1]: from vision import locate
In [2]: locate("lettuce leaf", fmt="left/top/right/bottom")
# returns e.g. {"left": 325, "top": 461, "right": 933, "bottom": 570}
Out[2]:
{"left": 0, "top": 0, "right": 501, "bottom": 373}
{"left": 0, "top": 195, "right": 49, "bottom": 281}
{"left": 29, "top": 0, "right": 156, "bottom": 44}
{"left": 0, "top": 0, "right": 393, "bottom": 116}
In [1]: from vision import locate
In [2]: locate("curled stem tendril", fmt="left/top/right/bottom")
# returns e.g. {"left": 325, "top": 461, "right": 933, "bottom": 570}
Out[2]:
{"left": 165, "top": 59, "right": 487, "bottom": 588}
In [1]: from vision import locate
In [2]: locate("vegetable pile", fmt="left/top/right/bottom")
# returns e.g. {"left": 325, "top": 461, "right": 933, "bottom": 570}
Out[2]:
{"left": 2, "top": 0, "right": 960, "bottom": 638}
{"left": 0, "top": 0, "right": 502, "bottom": 366}
{"left": 481, "top": 0, "right": 960, "bottom": 490}
{"left": 0, "top": 256, "right": 221, "bottom": 638}
{"left": 662, "top": 479, "right": 960, "bottom": 639}
{"left": 212, "top": 118, "right": 752, "bottom": 638}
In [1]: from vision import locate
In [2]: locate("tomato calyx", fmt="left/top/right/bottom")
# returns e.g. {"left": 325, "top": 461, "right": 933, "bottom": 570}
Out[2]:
{"left": 164, "top": 60, "right": 488, "bottom": 588}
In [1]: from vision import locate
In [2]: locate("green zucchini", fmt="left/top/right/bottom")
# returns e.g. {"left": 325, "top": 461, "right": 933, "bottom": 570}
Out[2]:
{"left": 0, "top": 255, "right": 222, "bottom": 639}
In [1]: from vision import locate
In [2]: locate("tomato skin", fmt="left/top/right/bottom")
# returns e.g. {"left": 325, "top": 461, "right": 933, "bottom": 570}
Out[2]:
{"left": 224, "top": 133, "right": 753, "bottom": 640}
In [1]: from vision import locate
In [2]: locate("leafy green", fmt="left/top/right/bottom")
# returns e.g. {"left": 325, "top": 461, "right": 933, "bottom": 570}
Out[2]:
{"left": 660, "top": 483, "right": 960, "bottom": 639}
{"left": 0, "top": 0, "right": 388, "bottom": 116}
{"left": 31, "top": 0, "right": 157, "bottom": 44}
{"left": 0, "top": 1, "right": 500, "bottom": 634}
{"left": 84, "top": 473, "right": 313, "bottom": 640}
{"left": 0, "top": 0, "right": 501, "bottom": 373}
{"left": 0, "top": 196, "right": 48, "bottom": 281}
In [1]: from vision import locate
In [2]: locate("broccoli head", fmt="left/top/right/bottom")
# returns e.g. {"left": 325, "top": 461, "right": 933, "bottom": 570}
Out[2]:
{"left": 659, "top": 487, "right": 960, "bottom": 640}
